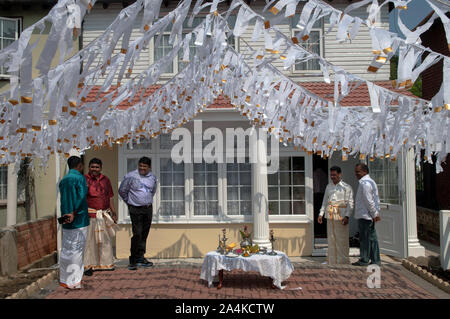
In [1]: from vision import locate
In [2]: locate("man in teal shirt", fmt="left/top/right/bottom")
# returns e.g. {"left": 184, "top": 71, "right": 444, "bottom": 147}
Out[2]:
{"left": 58, "top": 156, "right": 90, "bottom": 289}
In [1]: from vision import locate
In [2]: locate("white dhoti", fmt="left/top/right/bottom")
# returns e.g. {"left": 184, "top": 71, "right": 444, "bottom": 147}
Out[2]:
{"left": 327, "top": 219, "right": 350, "bottom": 265}
{"left": 326, "top": 201, "right": 350, "bottom": 265}
{"left": 59, "top": 226, "right": 88, "bottom": 289}
{"left": 83, "top": 209, "right": 118, "bottom": 271}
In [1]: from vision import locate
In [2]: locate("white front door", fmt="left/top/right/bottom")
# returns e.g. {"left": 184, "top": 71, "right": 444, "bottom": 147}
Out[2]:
{"left": 378, "top": 204, "right": 406, "bottom": 258}
{"left": 368, "top": 153, "right": 407, "bottom": 258}
{"left": 327, "top": 152, "right": 408, "bottom": 258}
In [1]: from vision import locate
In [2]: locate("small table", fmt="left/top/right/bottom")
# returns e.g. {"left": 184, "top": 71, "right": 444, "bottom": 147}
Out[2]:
{"left": 200, "top": 250, "right": 294, "bottom": 289}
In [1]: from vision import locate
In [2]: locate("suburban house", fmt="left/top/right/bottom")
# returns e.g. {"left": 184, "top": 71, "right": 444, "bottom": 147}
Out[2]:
{"left": 79, "top": 0, "right": 426, "bottom": 259}
{"left": 0, "top": 0, "right": 437, "bottom": 271}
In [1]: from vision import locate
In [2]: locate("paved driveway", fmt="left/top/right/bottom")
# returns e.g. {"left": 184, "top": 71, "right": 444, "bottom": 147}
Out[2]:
{"left": 44, "top": 260, "right": 443, "bottom": 299}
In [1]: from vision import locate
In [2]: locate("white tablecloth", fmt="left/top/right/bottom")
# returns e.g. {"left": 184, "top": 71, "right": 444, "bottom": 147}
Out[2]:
{"left": 200, "top": 250, "right": 294, "bottom": 289}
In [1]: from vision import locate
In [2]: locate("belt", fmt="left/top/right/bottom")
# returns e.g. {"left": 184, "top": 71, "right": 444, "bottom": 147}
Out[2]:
{"left": 129, "top": 204, "right": 152, "bottom": 209}
{"left": 327, "top": 201, "right": 347, "bottom": 221}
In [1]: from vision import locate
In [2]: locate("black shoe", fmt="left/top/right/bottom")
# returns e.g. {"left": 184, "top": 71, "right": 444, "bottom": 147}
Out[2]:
{"left": 136, "top": 258, "right": 153, "bottom": 268}
{"left": 128, "top": 264, "right": 137, "bottom": 270}
{"left": 84, "top": 268, "right": 93, "bottom": 276}
{"left": 352, "top": 261, "right": 370, "bottom": 266}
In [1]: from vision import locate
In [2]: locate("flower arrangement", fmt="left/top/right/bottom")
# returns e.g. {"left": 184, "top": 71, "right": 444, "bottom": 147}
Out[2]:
{"left": 239, "top": 225, "right": 252, "bottom": 249}
{"left": 239, "top": 225, "right": 251, "bottom": 240}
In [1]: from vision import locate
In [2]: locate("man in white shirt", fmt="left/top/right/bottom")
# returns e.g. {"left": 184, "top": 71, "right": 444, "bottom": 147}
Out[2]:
{"left": 318, "top": 166, "right": 354, "bottom": 265}
{"left": 352, "top": 163, "right": 381, "bottom": 266}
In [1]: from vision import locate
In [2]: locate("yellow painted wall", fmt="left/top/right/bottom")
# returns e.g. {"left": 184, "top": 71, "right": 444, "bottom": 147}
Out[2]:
{"left": 32, "top": 154, "right": 69, "bottom": 219}
{"left": 84, "top": 145, "right": 120, "bottom": 212}
{"left": 115, "top": 223, "right": 313, "bottom": 258}
{"left": 0, "top": 8, "right": 80, "bottom": 93}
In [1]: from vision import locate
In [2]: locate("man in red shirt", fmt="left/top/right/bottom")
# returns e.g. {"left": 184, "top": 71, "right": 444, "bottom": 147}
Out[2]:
{"left": 83, "top": 158, "right": 117, "bottom": 274}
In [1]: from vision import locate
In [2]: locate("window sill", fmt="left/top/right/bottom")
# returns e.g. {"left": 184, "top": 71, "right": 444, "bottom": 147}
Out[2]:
{"left": 118, "top": 215, "right": 311, "bottom": 225}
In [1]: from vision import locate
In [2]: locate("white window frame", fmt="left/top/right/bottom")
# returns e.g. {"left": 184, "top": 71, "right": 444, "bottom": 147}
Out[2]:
{"left": 267, "top": 149, "right": 313, "bottom": 223}
{"left": 151, "top": 16, "right": 239, "bottom": 78}
{"left": 118, "top": 130, "right": 313, "bottom": 224}
{"left": 368, "top": 158, "right": 401, "bottom": 205}
{"left": 291, "top": 19, "right": 323, "bottom": 75}
{"left": 0, "top": 17, "right": 22, "bottom": 78}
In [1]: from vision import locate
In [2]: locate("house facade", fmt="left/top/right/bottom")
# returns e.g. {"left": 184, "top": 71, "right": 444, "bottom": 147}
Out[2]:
{"left": 80, "top": 0, "right": 425, "bottom": 259}
{"left": 0, "top": 0, "right": 429, "bottom": 260}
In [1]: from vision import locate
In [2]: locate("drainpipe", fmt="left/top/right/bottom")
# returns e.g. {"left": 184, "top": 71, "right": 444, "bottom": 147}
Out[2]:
{"left": 6, "top": 163, "right": 17, "bottom": 226}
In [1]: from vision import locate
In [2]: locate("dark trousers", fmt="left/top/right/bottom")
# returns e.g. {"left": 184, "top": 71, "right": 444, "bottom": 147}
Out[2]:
{"left": 358, "top": 219, "right": 381, "bottom": 264}
{"left": 129, "top": 204, "right": 153, "bottom": 263}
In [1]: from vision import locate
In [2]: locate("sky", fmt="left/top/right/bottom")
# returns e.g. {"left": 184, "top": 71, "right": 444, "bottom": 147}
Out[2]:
{"left": 389, "top": 0, "right": 435, "bottom": 37}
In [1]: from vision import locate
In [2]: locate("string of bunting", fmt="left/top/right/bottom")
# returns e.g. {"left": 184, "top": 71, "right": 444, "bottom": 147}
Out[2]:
{"left": 0, "top": 0, "right": 448, "bottom": 172}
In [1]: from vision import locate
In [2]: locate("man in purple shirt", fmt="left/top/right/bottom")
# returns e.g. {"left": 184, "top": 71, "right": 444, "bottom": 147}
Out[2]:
{"left": 118, "top": 157, "right": 158, "bottom": 270}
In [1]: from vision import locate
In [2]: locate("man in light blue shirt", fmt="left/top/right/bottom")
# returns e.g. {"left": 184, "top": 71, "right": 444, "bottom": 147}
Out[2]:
{"left": 352, "top": 163, "right": 381, "bottom": 266}
{"left": 119, "top": 156, "right": 157, "bottom": 270}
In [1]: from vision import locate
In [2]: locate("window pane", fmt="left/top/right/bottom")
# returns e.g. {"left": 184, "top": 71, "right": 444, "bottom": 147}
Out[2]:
{"left": 268, "top": 173, "right": 278, "bottom": 185}
{"left": 173, "top": 172, "right": 184, "bottom": 186}
{"left": 279, "top": 157, "right": 290, "bottom": 170}
{"left": 194, "top": 172, "right": 205, "bottom": 185}
{"left": 160, "top": 202, "right": 171, "bottom": 216}
{"left": 239, "top": 162, "right": 251, "bottom": 171}
{"left": 206, "top": 162, "right": 217, "bottom": 171}
{"left": 227, "top": 172, "right": 238, "bottom": 185}
{"left": 241, "top": 201, "right": 252, "bottom": 215}
{"left": 3, "top": 19, "right": 16, "bottom": 38}
{"left": 126, "top": 158, "right": 140, "bottom": 172}
{"left": 194, "top": 162, "right": 205, "bottom": 171}
{"left": 155, "top": 35, "right": 174, "bottom": 73}
{"left": 279, "top": 172, "right": 291, "bottom": 185}
{"left": 228, "top": 201, "right": 239, "bottom": 215}
{"left": 206, "top": 172, "right": 217, "bottom": 185}
{"left": 240, "top": 186, "right": 251, "bottom": 200}
{"left": 292, "top": 157, "right": 304, "bottom": 170}
{"left": 160, "top": 158, "right": 171, "bottom": 171}
{"left": 173, "top": 201, "right": 185, "bottom": 215}
{"left": 194, "top": 186, "right": 205, "bottom": 200}
{"left": 369, "top": 158, "right": 399, "bottom": 204}
{"left": 227, "top": 162, "right": 239, "bottom": 171}
{"left": 207, "top": 187, "right": 218, "bottom": 201}
{"left": 240, "top": 172, "right": 251, "bottom": 185}
{"left": 161, "top": 187, "right": 172, "bottom": 200}
{"left": 173, "top": 162, "right": 184, "bottom": 172}
{"left": 295, "top": 30, "right": 321, "bottom": 71}
{"left": 293, "top": 187, "right": 305, "bottom": 200}
{"left": 280, "top": 187, "right": 292, "bottom": 200}
{"left": 227, "top": 186, "right": 238, "bottom": 200}
{"left": 280, "top": 201, "right": 292, "bottom": 215}
{"left": 268, "top": 186, "right": 278, "bottom": 200}
{"left": 207, "top": 201, "right": 218, "bottom": 215}
{"left": 0, "top": 167, "right": 7, "bottom": 200}
{"left": 2, "top": 38, "right": 13, "bottom": 50}
{"left": 268, "top": 201, "right": 279, "bottom": 215}
{"left": 293, "top": 172, "right": 305, "bottom": 185}
{"left": 173, "top": 187, "right": 184, "bottom": 200}
{"left": 293, "top": 201, "right": 305, "bottom": 215}
{"left": 160, "top": 172, "right": 172, "bottom": 185}
{"left": 194, "top": 201, "right": 206, "bottom": 215}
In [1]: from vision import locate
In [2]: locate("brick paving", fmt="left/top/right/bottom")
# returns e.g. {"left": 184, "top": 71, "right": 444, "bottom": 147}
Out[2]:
{"left": 45, "top": 263, "right": 438, "bottom": 299}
